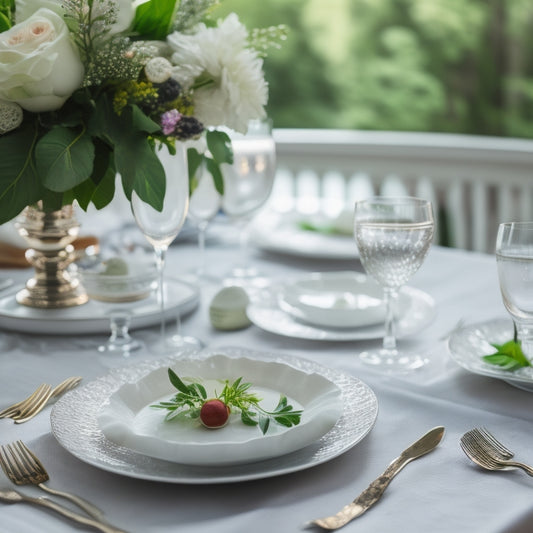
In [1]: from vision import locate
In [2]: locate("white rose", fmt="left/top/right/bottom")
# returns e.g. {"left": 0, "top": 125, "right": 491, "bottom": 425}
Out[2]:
{"left": 0, "top": 8, "right": 84, "bottom": 112}
{"left": 15, "top": 0, "right": 64, "bottom": 23}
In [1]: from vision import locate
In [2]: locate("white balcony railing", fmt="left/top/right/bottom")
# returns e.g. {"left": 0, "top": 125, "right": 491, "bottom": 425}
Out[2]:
{"left": 270, "top": 128, "right": 533, "bottom": 253}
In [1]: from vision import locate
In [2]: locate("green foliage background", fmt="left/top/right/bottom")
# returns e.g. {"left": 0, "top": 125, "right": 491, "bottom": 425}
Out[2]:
{"left": 216, "top": 0, "right": 533, "bottom": 138}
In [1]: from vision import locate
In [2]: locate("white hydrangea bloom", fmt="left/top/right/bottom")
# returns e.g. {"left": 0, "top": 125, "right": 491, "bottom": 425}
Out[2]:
{"left": 167, "top": 13, "right": 267, "bottom": 133}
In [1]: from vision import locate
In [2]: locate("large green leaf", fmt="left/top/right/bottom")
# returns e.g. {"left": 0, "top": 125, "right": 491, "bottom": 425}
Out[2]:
{"left": 206, "top": 130, "right": 233, "bottom": 165}
{"left": 35, "top": 126, "right": 95, "bottom": 192}
{"left": 115, "top": 134, "right": 165, "bottom": 211}
{"left": 132, "top": 0, "right": 180, "bottom": 40}
{"left": 0, "top": 123, "right": 42, "bottom": 224}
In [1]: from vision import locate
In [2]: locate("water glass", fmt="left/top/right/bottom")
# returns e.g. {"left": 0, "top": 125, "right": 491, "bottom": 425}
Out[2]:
{"left": 496, "top": 221, "right": 533, "bottom": 362}
{"left": 353, "top": 196, "right": 434, "bottom": 372}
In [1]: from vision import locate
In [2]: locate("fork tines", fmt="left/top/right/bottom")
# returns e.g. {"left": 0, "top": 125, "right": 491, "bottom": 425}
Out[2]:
{"left": 463, "top": 427, "right": 514, "bottom": 460}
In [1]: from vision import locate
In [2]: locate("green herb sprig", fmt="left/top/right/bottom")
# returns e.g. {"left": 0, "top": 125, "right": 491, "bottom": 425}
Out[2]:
{"left": 483, "top": 339, "right": 532, "bottom": 370}
{"left": 152, "top": 368, "right": 303, "bottom": 435}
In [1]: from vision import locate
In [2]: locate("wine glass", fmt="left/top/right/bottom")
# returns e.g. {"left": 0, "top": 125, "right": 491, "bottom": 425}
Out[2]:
{"left": 131, "top": 143, "right": 200, "bottom": 353}
{"left": 187, "top": 162, "right": 221, "bottom": 281}
{"left": 496, "top": 222, "right": 533, "bottom": 363}
{"left": 353, "top": 196, "right": 435, "bottom": 372}
{"left": 221, "top": 117, "right": 276, "bottom": 280}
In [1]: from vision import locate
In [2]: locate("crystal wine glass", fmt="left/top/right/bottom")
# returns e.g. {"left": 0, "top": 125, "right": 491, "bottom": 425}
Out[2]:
{"left": 131, "top": 144, "right": 200, "bottom": 353}
{"left": 496, "top": 222, "right": 533, "bottom": 363}
{"left": 353, "top": 196, "right": 435, "bottom": 371}
{"left": 187, "top": 162, "right": 221, "bottom": 281}
{"left": 221, "top": 117, "right": 276, "bottom": 280}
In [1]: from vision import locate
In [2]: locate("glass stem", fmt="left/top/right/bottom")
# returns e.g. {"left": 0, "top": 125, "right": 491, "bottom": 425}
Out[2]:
{"left": 197, "top": 222, "right": 208, "bottom": 278}
{"left": 382, "top": 287, "right": 398, "bottom": 351}
{"left": 154, "top": 245, "right": 167, "bottom": 342}
{"left": 238, "top": 218, "right": 249, "bottom": 272}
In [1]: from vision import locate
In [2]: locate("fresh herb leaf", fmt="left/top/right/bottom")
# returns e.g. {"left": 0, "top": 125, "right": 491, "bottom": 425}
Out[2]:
{"left": 482, "top": 339, "right": 532, "bottom": 370}
{"left": 151, "top": 369, "right": 303, "bottom": 435}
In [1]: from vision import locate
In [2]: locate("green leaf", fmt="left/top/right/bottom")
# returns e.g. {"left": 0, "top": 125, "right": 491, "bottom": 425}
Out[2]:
{"left": 0, "top": 11, "right": 10, "bottom": 31}
{"left": 258, "top": 415, "right": 270, "bottom": 435}
{"left": 35, "top": 126, "right": 94, "bottom": 192}
{"left": 132, "top": 0, "right": 180, "bottom": 40}
{"left": 116, "top": 134, "right": 165, "bottom": 209}
{"left": 168, "top": 368, "right": 191, "bottom": 394}
{"left": 206, "top": 130, "right": 233, "bottom": 165}
{"left": 0, "top": 123, "right": 42, "bottom": 225}
{"left": 482, "top": 354, "right": 522, "bottom": 371}
{"left": 205, "top": 158, "right": 225, "bottom": 195}
{"left": 482, "top": 338, "right": 531, "bottom": 370}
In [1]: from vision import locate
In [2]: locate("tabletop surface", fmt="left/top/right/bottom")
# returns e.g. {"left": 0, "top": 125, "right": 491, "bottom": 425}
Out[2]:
{"left": 0, "top": 217, "right": 532, "bottom": 533}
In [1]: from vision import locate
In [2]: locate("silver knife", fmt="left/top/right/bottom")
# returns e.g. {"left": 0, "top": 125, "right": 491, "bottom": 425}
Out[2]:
{"left": 308, "top": 426, "right": 445, "bottom": 530}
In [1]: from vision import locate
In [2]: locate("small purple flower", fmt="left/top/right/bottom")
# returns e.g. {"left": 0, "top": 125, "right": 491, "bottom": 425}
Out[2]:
{"left": 160, "top": 109, "right": 182, "bottom": 135}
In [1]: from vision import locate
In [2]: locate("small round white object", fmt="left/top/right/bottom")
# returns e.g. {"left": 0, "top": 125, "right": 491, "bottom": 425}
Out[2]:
{"left": 209, "top": 286, "right": 251, "bottom": 331}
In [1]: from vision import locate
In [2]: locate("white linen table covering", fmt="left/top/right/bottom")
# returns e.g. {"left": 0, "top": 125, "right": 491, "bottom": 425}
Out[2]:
{"left": 0, "top": 233, "right": 532, "bottom": 533}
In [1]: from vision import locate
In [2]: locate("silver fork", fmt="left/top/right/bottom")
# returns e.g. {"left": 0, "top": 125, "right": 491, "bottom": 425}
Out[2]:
{"left": 0, "top": 383, "right": 51, "bottom": 419}
{"left": 12, "top": 377, "right": 81, "bottom": 424}
{"left": 0, "top": 440, "right": 104, "bottom": 520}
{"left": 460, "top": 432, "right": 533, "bottom": 476}
{"left": 465, "top": 427, "right": 514, "bottom": 460}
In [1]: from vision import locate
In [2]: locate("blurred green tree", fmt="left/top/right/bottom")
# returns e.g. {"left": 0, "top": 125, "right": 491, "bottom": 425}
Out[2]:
{"left": 214, "top": 0, "right": 533, "bottom": 138}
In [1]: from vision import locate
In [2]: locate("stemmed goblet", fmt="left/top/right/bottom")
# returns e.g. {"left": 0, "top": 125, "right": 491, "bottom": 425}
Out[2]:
{"left": 187, "top": 162, "right": 221, "bottom": 281}
{"left": 496, "top": 222, "right": 533, "bottom": 363}
{"left": 353, "top": 196, "right": 434, "bottom": 372}
{"left": 131, "top": 144, "right": 200, "bottom": 353}
{"left": 221, "top": 117, "right": 276, "bottom": 281}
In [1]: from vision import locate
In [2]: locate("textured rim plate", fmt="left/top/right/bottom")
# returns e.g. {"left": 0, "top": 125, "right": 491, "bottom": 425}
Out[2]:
{"left": 248, "top": 283, "right": 435, "bottom": 341}
{"left": 448, "top": 318, "right": 533, "bottom": 392}
{"left": 98, "top": 354, "right": 343, "bottom": 465}
{"left": 249, "top": 210, "right": 358, "bottom": 260}
{"left": 50, "top": 347, "right": 378, "bottom": 484}
{"left": 0, "top": 278, "right": 198, "bottom": 335}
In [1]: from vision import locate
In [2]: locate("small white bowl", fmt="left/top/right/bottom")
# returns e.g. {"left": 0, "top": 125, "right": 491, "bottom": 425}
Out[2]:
{"left": 278, "top": 271, "right": 386, "bottom": 329}
{"left": 74, "top": 254, "right": 157, "bottom": 303}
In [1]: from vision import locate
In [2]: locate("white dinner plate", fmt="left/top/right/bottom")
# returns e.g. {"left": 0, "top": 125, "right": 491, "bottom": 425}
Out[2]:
{"left": 50, "top": 347, "right": 378, "bottom": 484}
{"left": 448, "top": 318, "right": 533, "bottom": 392}
{"left": 248, "top": 282, "right": 435, "bottom": 341}
{"left": 0, "top": 278, "right": 198, "bottom": 335}
{"left": 279, "top": 272, "right": 386, "bottom": 329}
{"left": 249, "top": 210, "right": 358, "bottom": 260}
{"left": 98, "top": 354, "right": 343, "bottom": 465}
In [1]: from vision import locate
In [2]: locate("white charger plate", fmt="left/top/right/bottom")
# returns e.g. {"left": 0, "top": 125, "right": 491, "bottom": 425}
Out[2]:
{"left": 50, "top": 347, "right": 378, "bottom": 484}
{"left": 448, "top": 318, "right": 533, "bottom": 392}
{"left": 98, "top": 354, "right": 343, "bottom": 465}
{"left": 249, "top": 210, "right": 358, "bottom": 260}
{"left": 248, "top": 282, "right": 435, "bottom": 341}
{"left": 0, "top": 278, "right": 198, "bottom": 335}
{"left": 278, "top": 272, "right": 386, "bottom": 329}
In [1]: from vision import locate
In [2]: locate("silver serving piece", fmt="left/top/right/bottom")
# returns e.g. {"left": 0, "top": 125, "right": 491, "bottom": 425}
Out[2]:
{"left": 308, "top": 426, "right": 445, "bottom": 530}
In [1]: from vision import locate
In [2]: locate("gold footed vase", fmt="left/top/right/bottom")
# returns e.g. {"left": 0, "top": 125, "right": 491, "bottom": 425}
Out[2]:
{"left": 15, "top": 204, "right": 88, "bottom": 309}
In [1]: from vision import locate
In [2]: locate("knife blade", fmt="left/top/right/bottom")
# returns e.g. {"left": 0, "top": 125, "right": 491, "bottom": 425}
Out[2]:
{"left": 308, "top": 426, "right": 445, "bottom": 530}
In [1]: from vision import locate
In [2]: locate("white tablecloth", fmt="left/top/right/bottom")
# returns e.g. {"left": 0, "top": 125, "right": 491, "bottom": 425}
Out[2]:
{"left": 1, "top": 229, "right": 532, "bottom": 533}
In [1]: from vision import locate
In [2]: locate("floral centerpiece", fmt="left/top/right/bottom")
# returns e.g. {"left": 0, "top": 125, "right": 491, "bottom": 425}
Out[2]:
{"left": 0, "top": 0, "right": 285, "bottom": 224}
{"left": 0, "top": 0, "right": 284, "bottom": 307}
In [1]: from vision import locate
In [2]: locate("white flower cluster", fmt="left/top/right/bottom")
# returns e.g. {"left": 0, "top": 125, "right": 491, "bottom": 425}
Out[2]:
{"left": 168, "top": 13, "right": 268, "bottom": 133}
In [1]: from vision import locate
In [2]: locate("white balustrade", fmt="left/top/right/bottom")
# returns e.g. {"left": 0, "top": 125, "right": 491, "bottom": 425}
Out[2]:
{"left": 270, "top": 129, "right": 533, "bottom": 252}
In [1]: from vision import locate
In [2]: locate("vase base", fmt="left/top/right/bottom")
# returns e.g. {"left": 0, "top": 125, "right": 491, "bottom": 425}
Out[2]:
{"left": 16, "top": 284, "right": 88, "bottom": 309}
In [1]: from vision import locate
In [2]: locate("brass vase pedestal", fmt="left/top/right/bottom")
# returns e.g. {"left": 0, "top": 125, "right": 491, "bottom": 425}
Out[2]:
{"left": 15, "top": 205, "right": 88, "bottom": 309}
